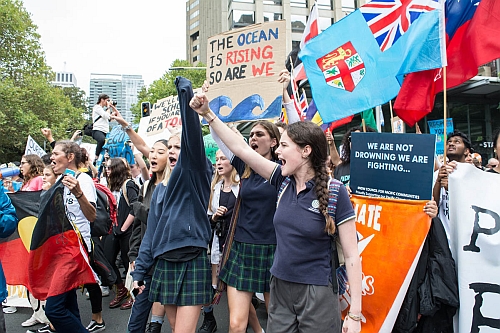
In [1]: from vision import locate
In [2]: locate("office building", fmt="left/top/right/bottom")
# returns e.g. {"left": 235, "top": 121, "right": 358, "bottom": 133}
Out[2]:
{"left": 186, "top": 0, "right": 365, "bottom": 65}
{"left": 89, "top": 74, "right": 144, "bottom": 124}
{"left": 53, "top": 71, "right": 77, "bottom": 88}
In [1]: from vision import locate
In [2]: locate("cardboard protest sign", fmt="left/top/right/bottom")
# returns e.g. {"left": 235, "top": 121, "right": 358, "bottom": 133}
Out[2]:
{"left": 102, "top": 126, "right": 134, "bottom": 165}
{"left": 343, "top": 195, "right": 431, "bottom": 332}
{"left": 427, "top": 119, "right": 454, "bottom": 155}
{"left": 449, "top": 164, "right": 500, "bottom": 333}
{"left": 25, "top": 135, "right": 46, "bottom": 157}
{"left": 350, "top": 133, "right": 435, "bottom": 200}
{"left": 206, "top": 21, "right": 286, "bottom": 122}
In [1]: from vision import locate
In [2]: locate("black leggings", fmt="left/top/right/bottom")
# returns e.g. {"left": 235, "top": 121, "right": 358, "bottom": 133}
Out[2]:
{"left": 92, "top": 130, "right": 106, "bottom": 158}
{"left": 84, "top": 283, "right": 102, "bottom": 314}
{"left": 103, "top": 232, "right": 131, "bottom": 285}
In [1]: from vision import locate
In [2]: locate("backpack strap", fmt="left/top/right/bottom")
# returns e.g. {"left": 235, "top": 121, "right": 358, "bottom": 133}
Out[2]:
{"left": 121, "top": 179, "right": 131, "bottom": 207}
{"left": 276, "top": 177, "right": 291, "bottom": 208}
{"left": 93, "top": 115, "right": 102, "bottom": 124}
{"left": 327, "top": 178, "right": 342, "bottom": 294}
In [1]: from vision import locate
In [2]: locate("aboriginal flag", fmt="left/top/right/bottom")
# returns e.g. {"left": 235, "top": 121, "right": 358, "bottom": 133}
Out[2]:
{"left": 0, "top": 190, "right": 40, "bottom": 288}
{"left": 28, "top": 180, "right": 96, "bottom": 300}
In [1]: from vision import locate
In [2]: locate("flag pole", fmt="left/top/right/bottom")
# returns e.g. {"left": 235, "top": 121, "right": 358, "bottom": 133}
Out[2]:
{"left": 389, "top": 100, "right": 394, "bottom": 133}
{"left": 443, "top": 66, "right": 448, "bottom": 164}
{"left": 362, "top": 118, "right": 367, "bottom": 132}
{"left": 289, "top": 56, "right": 301, "bottom": 103}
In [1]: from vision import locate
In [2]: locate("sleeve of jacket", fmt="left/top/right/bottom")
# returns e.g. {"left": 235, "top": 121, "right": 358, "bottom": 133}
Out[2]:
{"left": 128, "top": 216, "right": 142, "bottom": 262}
{"left": 0, "top": 188, "right": 18, "bottom": 238}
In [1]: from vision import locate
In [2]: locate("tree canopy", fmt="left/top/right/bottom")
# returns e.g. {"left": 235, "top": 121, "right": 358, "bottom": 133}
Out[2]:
{"left": 0, "top": 0, "right": 87, "bottom": 162}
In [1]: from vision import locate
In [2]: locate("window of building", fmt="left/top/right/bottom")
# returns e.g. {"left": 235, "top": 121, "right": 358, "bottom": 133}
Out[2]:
{"left": 317, "top": 0, "right": 333, "bottom": 10}
{"left": 65, "top": 73, "right": 69, "bottom": 82}
{"left": 191, "top": 31, "right": 199, "bottom": 41}
{"left": 232, "top": 0, "right": 254, "bottom": 3}
{"left": 190, "top": 10, "right": 199, "bottom": 20}
{"left": 263, "top": 0, "right": 282, "bottom": 4}
{"left": 193, "top": 55, "right": 199, "bottom": 62}
{"left": 291, "top": 15, "right": 307, "bottom": 33}
{"left": 57, "top": 73, "right": 60, "bottom": 81}
{"left": 292, "top": 40, "right": 300, "bottom": 50}
{"left": 319, "top": 17, "right": 333, "bottom": 32}
{"left": 231, "top": 10, "right": 255, "bottom": 29}
{"left": 291, "top": 0, "right": 308, "bottom": 8}
{"left": 70, "top": 74, "right": 73, "bottom": 82}
{"left": 342, "top": 0, "right": 356, "bottom": 14}
{"left": 193, "top": 44, "right": 198, "bottom": 52}
{"left": 263, "top": 12, "right": 282, "bottom": 22}
{"left": 190, "top": 20, "right": 199, "bottom": 30}
{"left": 189, "top": 0, "right": 199, "bottom": 10}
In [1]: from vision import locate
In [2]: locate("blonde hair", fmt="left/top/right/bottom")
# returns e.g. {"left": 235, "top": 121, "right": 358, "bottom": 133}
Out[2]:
{"left": 208, "top": 150, "right": 239, "bottom": 212}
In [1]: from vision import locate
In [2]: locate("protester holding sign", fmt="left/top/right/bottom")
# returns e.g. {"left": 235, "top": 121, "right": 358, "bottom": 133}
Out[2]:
{"left": 190, "top": 93, "right": 362, "bottom": 333}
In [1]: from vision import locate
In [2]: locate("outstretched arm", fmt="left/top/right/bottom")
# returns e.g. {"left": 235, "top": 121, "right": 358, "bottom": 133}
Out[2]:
{"left": 190, "top": 92, "right": 277, "bottom": 180}
{"left": 110, "top": 109, "right": 151, "bottom": 157}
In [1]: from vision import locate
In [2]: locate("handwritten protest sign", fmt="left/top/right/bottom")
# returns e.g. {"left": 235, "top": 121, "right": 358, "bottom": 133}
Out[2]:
{"left": 427, "top": 119, "right": 454, "bottom": 155}
{"left": 206, "top": 21, "right": 286, "bottom": 122}
{"left": 24, "top": 136, "right": 46, "bottom": 157}
{"left": 350, "top": 133, "right": 435, "bottom": 200}
{"left": 102, "top": 126, "right": 134, "bottom": 165}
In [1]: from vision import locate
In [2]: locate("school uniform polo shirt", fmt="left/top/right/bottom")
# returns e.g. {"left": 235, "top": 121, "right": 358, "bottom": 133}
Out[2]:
{"left": 270, "top": 165, "right": 355, "bottom": 286}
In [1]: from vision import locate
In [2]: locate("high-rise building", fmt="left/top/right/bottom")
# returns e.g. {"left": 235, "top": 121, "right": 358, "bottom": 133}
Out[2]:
{"left": 186, "top": 0, "right": 366, "bottom": 65}
{"left": 89, "top": 74, "right": 144, "bottom": 124}
{"left": 53, "top": 71, "right": 77, "bottom": 88}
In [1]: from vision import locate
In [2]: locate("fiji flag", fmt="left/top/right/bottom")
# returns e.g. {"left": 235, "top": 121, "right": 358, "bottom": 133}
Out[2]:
{"left": 300, "top": 0, "right": 445, "bottom": 123}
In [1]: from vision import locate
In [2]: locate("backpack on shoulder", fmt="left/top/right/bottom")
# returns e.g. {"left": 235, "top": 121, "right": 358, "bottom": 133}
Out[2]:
{"left": 92, "top": 180, "right": 118, "bottom": 237}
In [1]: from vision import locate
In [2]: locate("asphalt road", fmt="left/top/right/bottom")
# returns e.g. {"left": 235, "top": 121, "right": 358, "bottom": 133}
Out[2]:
{"left": 5, "top": 291, "right": 268, "bottom": 333}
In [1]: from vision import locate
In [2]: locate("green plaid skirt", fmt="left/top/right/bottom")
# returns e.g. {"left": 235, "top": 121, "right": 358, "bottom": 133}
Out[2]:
{"left": 149, "top": 251, "right": 212, "bottom": 306}
{"left": 219, "top": 241, "right": 276, "bottom": 293}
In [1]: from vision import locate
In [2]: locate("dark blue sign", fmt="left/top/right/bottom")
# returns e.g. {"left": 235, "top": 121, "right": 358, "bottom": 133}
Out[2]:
{"left": 350, "top": 132, "right": 436, "bottom": 200}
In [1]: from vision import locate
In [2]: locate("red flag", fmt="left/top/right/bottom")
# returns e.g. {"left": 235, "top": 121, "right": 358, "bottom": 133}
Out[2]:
{"left": 394, "top": 0, "right": 500, "bottom": 127}
{"left": 292, "top": 2, "right": 319, "bottom": 83}
{"left": 28, "top": 181, "right": 96, "bottom": 300}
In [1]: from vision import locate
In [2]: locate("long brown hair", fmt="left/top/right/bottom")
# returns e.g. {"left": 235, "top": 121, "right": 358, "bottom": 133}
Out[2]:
{"left": 22, "top": 154, "right": 44, "bottom": 186}
{"left": 107, "top": 158, "right": 132, "bottom": 191}
{"left": 286, "top": 122, "right": 335, "bottom": 234}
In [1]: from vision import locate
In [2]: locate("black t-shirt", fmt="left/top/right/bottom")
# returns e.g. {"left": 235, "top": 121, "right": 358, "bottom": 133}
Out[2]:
{"left": 116, "top": 179, "right": 139, "bottom": 234}
{"left": 334, "top": 162, "right": 351, "bottom": 186}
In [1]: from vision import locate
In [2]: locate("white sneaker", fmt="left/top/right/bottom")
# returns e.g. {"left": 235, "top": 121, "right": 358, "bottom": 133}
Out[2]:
{"left": 101, "top": 286, "right": 110, "bottom": 297}
{"left": 2, "top": 306, "right": 17, "bottom": 314}
{"left": 22, "top": 314, "right": 41, "bottom": 327}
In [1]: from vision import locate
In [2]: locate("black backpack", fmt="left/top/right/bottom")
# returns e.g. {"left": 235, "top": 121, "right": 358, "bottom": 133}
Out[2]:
{"left": 91, "top": 181, "right": 117, "bottom": 237}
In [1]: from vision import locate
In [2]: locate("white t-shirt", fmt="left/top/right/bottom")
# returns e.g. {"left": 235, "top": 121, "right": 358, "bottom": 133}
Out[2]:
{"left": 433, "top": 171, "right": 451, "bottom": 246}
{"left": 92, "top": 104, "right": 110, "bottom": 133}
{"left": 63, "top": 172, "right": 97, "bottom": 250}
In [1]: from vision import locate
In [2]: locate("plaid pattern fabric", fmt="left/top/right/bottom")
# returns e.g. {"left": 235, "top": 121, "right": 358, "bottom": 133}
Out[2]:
{"left": 219, "top": 241, "right": 276, "bottom": 293}
{"left": 149, "top": 251, "right": 212, "bottom": 306}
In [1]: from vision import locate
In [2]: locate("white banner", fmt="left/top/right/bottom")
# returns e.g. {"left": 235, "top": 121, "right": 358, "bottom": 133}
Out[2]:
{"left": 24, "top": 135, "right": 46, "bottom": 157}
{"left": 449, "top": 163, "right": 500, "bottom": 333}
{"left": 3, "top": 285, "right": 30, "bottom": 308}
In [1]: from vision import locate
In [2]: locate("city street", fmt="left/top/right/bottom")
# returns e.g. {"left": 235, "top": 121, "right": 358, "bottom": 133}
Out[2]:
{"left": 5, "top": 291, "right": 268, "bottom": 333}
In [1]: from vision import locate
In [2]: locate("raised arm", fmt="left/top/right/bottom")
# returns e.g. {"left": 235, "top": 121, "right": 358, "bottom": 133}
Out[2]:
{"left": 110, "top": 109, "right": 151, "bottom": 157}
{"left": 189, "top": 92, "right": 277, "bottom": 180}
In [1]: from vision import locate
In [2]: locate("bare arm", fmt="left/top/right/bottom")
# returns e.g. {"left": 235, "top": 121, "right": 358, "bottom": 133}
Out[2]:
{"left": 190, "top": 92, "right": 277, "bottom": 180}
{"left": 338, "top": 219, "right": 362, "bottom": 331}
{"left": 134, "top": 152, "right": 150, "bottom": 181}
{"left": 326, "top": 130, "right": 341, "bottom": 166}
{"left": 110, "top": 109, "right": 151, "bottom": 157}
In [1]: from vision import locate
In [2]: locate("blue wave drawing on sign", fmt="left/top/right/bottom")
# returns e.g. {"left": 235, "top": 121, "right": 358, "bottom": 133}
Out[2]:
{"left": 205, "top": 94, "right": 282, "bottom": 123}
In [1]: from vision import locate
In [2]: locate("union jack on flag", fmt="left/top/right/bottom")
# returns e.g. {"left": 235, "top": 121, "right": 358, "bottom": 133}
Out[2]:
{"left": 361, "top": 0, "right": 441, "bottom": 51}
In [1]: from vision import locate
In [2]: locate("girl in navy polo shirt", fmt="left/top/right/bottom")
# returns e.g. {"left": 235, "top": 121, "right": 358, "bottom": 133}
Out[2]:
{"left": 191, "top": 94, "right": 363, "bottom": 333}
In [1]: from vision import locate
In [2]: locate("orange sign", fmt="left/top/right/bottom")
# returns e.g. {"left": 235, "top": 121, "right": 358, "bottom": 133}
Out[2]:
{"left": 342, "top": 195, "right": 431, "bottom": 332}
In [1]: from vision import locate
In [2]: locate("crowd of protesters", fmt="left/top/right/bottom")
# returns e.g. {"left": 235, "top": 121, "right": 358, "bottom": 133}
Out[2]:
{"left": 1, "top": 70, "right": 498, "bottom": 333}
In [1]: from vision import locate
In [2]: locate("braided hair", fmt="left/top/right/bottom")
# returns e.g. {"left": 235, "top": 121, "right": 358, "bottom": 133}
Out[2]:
{"left": 286, "top": 122, "right": 336, "bottom": 234}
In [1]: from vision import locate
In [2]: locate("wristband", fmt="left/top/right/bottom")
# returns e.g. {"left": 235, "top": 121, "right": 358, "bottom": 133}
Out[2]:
{"left": 347, "top": 312, "right": 362, "bottom": 322}
{"left": 75, "top": 192, "right": 83, "bottom": 199}
{"left": 122, "top": 124, "right": 132, "bottom": 132}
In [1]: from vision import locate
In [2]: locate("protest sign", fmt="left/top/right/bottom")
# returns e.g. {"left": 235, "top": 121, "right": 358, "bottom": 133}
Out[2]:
{"left": 102, "top": 126, "right": 134, "bottom": 165}
{"left": 449, "top": 164, "right": 500, "bottom": 333}
{"left": 206, "top": 21, "right": 286, "bottom": 122}
{"left": 427, "top": 119, "right": 454, "bottom": 155}
{"left": 203, "top": 134, "right": 219, "bottom": 164}
{"left": 392, "top": 116, "right": 405, "bottom": 133}
{"left": 350, "top": 132, "right": 435, "bottom": 200}
{"left": 24, "top": 135, "right": 46, "bottom": 157}
{"left": 342, "top": 195, "right": 431, "bottom": 332}
{"left": 4, "top": 285, "right": 30, "bottom": 307}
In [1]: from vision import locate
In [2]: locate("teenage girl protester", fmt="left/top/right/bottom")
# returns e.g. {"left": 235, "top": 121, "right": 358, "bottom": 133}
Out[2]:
{"left": 104, "top": 158, "right": 139, "bottom": 309}
{"left": 131, "top": 77, "right": 213, "bottom": 333}
{"left": 111, "top": 108, "right": 175, "bottom": 333}
{"left": 20, "top": 154, "right": 44, "bottom": 191}
{"left": 191, "top": 93, "right": 363, "bottom": 333}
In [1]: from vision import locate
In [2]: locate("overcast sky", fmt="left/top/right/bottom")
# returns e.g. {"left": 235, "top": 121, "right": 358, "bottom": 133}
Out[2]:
{"left": 22, "top": 0, "right": 187, "bottom": 96}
